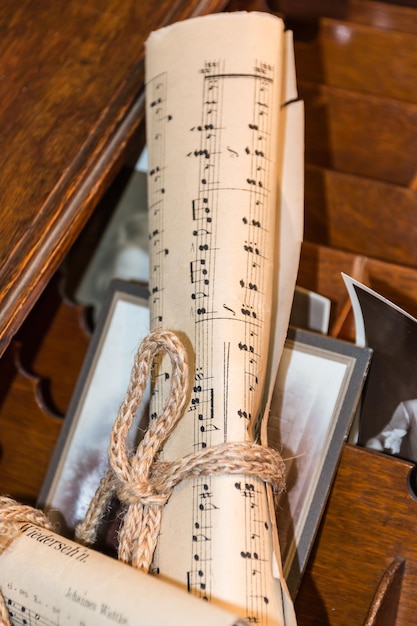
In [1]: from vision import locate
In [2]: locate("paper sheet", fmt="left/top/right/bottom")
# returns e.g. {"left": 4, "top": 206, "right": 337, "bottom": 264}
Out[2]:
{"left": 0, "top": 523, "right": 245, "bottom": 626}
{"left": 145, "top": 12, "right": 303, "bottom": 626}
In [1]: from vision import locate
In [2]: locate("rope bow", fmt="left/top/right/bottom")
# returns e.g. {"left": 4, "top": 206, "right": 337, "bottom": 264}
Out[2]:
{"left": 76, "top": 328, "right": 286, "bottom": 572}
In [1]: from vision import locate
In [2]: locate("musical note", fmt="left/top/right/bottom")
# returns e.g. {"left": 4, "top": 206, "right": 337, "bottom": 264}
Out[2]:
{"left": 5, "top": 596, "right": 55, "bottom": 626}
{"left": 145, "top": 11, "right": 298, "bottom": 626}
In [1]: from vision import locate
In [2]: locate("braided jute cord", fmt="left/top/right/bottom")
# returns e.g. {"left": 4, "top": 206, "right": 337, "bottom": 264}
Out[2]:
{"left": 0, "top": 496, "right": 54, "bottom": 625}
{"left": 0, "top": 329, "right": 286, "bottom": 625}
{"left": 76, "top": 328, "right": 286, "bottom": 571}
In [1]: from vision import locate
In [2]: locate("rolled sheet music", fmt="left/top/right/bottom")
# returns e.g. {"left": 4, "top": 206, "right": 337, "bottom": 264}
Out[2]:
{"left": 0, "top": 517, "right": 245, "bottom": 626}
{"left": 145, "top": 11, "right": 303, "bottom": 626}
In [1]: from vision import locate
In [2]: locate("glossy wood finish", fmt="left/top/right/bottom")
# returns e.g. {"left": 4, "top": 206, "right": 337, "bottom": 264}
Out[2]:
{"left": 291, "top": 4, "right": 417, "bottom": 623}
{"left": 295, "top": 445, "right": 417, "bottom": 626}
{"left": 0, "top": 0, "right": 227, "bottom": 359}
{"left": 271, "top": 0, "right": 417, "bottom": 23}
{"left": 0, "top": 343, "right": 63, "bottom": 505}
{"left": 300, "top": 80, "right": 417, "bottom": 186}
{"left": 346, "top": 0, "right": 417, "bottom": 34}
{"left": 304, "top": 165, "right": 417, "bottom": 267}
{"left": 295, "top": 17, "right": 417, "bottom": 103}
{"left": 364, "top": 557, "right": 405, "bottom": 626}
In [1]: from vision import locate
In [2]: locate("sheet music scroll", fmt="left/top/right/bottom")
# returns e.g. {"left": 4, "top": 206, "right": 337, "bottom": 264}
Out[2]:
{"left": 0, "top": 523, "right": 245, "bottom": 626}
{"left": 145, "top": 12, "right": 302, "bottom": 626}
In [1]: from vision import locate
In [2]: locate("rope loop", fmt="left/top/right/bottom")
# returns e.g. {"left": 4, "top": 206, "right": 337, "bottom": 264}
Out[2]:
{"left": 75, "top": 328, "right": 286, "bottom": 573}
{"left": 76, "top": 328, "right": 190, "bottom": 568}
{"left": 117, "top": 480, "right": 170, "bottom": 508}
{"left": 0, "top": 329, "right": 287, "bottom": 622}
{"left": 0, "top": 496, "right": 54, "bottom": 626}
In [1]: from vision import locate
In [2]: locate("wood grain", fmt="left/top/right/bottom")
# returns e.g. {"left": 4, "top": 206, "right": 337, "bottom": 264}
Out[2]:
{"left": 300, "top": 79, "right": 417, "bottom": 185}
{"left": 346, "top": 0, "right": 417, "bottom": 34}
{"left": 297, "top": 241, "right": 359, "bottom": 331}
{"left": 0, "top": 0, "right": 228, "bottom": 359}
{"left": 16, "top": 272, "right": 91, "bottom": 417}
{"left": 271, "top": 0, "right": 417, "bottom": 25}
{"left": 0, "top": 343, "right": 63, "bottom": 505}
{"left": 304, "top": 165, "right": 417, "bottom": 267}
{"left": 2, "top": 1, "right": 417, "bottom": 623}
{"left": 295, "top": 17, "right": 417, "bottom": 103}
{"left": 295, "top": 445, "right": 417, "bottom": 626}
{"left": 298, "top": 242, "right": 417, "bottom": 340}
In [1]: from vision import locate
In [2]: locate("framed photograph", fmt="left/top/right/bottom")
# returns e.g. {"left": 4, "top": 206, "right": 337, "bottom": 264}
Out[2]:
{"left": 343, "top": 274, "right": 417, "bottom": 466}
{"left": 38, "top": 279, "right": 150, "bottom": 542}
{"left": 267, "top": 327, "right": 372, "bottom": 598}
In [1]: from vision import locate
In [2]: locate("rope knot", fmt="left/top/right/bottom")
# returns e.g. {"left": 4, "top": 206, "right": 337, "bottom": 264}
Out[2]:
{"left": 76, "top": 329, "right": 190, "bottom": 569}
{"left": 75, "top": 328, "right": 286, "bottom": 575}
{"left": 117, "top": 477, "right": 171, "bottom": 508}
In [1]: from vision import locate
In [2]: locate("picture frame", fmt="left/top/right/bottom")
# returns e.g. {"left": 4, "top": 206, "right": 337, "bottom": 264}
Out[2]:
{"left": 267, "top": 327, "right": 372, "bottom": 598}
{"left": 38, "top": 283, "right": 371, "bottom": 597}
{"left": 343, "top": 274, "right": 417, "bottom": 466}
{"left": 38, "top": 279, "right": 150, "bottom": 540}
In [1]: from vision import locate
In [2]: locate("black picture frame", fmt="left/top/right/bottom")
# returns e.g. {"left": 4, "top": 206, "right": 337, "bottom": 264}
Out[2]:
{"left": 267, "top": 327, "right": 372, "bottom": 598}
{"left": 38, "top": 279, "right": 150, "bottom": 537}
{"left": 38, "top": 284, "right": 371, "bottom": 598}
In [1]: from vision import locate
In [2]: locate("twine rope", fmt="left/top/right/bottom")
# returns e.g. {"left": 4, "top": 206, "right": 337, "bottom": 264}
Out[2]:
{"left": 0, "top": 329, "right": 286, "bottom": 624}
{"left": 76, "top": 328, "right": 286, "bottom": 571}
{"left": 0, "top": 496, "right": 54, "bottom": 626}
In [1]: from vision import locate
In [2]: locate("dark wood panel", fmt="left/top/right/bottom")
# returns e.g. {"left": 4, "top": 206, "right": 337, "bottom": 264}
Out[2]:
{"left": 0, "top": 0, "right": 228, "bottom": 358}
{"left": 346, "top": 0, "right": 417, "bottom": 34}
{"left": 0, "top": 343, "right": 63, "bottom": 505}
{"left": 298, "top": 242, "right": 417, "bottom": 340}
{"left": 271, "top": 0, "right": 417, "bottom": 25}
{"left": 295, "top": 18, "right": 417, "bottom": 103}
{"left": 268, "top": 0, "right": 348, "bottom": 20}
{"left": 304, "top": 165, "right": 417, "bottom": 267}
{"left": 16, "top": 273, "right": 91, "bottom": 417}
{"left": 295, "top": 444, "right": 417, "bottom": 626}
{"left": 296, "top": 241, "right": 359, "bottom": 331}
{"left": 364, "top": 256, "right": 417, "bottom": 319}
{"left": 300, "top": 80, "right": 417, "bottom": 185}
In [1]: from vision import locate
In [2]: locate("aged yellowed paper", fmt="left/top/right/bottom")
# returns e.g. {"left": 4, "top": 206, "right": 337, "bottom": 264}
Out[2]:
{"left": 145, "top": 11, "right": 302, "bottom": 626}
{"left": 0, "top": 524, "right": 245, "bottom": 626}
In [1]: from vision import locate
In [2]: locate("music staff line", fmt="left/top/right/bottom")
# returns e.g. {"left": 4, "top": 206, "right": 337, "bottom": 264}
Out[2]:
{"left": 5, "top": 596, "right": 58, "bottom": 626}
{"left": 146, "top": 40, "right": 281, "bottom": 623}
{"left": 203, "top": 72, "right": 274, "bottom": 82}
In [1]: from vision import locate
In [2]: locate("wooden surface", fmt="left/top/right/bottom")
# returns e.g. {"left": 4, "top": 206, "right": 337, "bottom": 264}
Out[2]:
{"left": 345, "top": 0, "right": 417, "bottom": 34}
{"left": 296, "top": 241, "right": 362, "bottom": 332}
{"left": 291, "top": 5, "right": 417, "bottom": 623}
{"left": 16, "top": 273, "right": 91, "bottom": 417}
{"left": 272, "top": 0, "right": 417, "bottom": 27}
{"left": 364, "top": 557, "right": 405, "bottom": 626}
{"left": 295, "top": 17, "right": 417, "bottom": 102}
{"left": 304, "top": 165, "right": 417, "bottom": 267}
{"left": 297, "top": 240, "right": 417, "bottom": 342}
{"left": 295, "top": 445, "right": 417, "bottom": 625}
{"left": 300, "top": 80, "right": 417, "bottom": 186}
{"left": 0, "top": 343, "right": 63, "bottom": 506}
{"left": 0, "top": 0, "right": 227, "bottom": 359}
{"left": 0, "top": 273, "right": 91, "bottom": 503}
